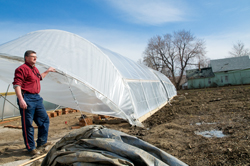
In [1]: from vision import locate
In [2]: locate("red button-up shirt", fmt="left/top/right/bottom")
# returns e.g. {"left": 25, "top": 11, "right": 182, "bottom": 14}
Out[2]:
{"left": 13, "top": 61, "right": 42, "bottom": 94}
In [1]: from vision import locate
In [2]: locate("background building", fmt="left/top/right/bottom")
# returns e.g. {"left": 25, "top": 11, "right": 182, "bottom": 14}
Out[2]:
{"left": 186, "top": 56, "right": 250, "bottom": 89}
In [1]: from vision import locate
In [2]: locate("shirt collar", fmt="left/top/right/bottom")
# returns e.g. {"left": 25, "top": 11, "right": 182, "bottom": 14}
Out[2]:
{"left": 25, "top": 61, "right": 35, "bottom": 68}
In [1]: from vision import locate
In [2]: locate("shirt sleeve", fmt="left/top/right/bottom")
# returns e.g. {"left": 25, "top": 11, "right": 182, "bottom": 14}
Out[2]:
{"left": 12, "top": 68, "right": 25, "bottom": 87}
{"left": 13, "top": 85, "right": 20, "bottom": 89}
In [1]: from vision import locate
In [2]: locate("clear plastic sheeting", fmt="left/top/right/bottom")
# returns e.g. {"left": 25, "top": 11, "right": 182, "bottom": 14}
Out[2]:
{"left": 0, "top": 94, "right": 20, "bottom": 118}
{"left": 0, "top": 29, "right": 176, "bottom": 125}
{"left": 152, "top": 70, "right": 177, "bottom": 100}
{"left": 41, "top": 125, "right": 188, "bottom": 166}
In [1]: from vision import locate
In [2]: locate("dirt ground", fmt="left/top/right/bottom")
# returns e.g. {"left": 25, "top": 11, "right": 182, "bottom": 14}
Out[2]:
{"left": 0, "top": 85, "right": 249, "bottom": 165}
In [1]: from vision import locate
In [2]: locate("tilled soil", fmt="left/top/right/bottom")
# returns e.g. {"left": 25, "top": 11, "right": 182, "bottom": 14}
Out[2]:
{"left": 144, "top": 86, "right": 250, "bottom": 165}
{"left": 0, "top": 85, "right": 249, "bottom": 165}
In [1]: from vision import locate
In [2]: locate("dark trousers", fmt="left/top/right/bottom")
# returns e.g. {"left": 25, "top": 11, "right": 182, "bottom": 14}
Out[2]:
{"left": 17, "top": 93, "right": 50, "bottom": 151}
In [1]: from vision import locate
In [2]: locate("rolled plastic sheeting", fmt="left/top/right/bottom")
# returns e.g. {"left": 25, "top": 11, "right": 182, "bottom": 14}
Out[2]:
{"left": 41, "top": 125, "right": 188, "bottom": 166}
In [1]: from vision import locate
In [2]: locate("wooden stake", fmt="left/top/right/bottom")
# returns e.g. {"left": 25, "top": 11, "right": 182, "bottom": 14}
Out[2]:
{"left": 18, "top": 153, "right": 47, "bottom": 166}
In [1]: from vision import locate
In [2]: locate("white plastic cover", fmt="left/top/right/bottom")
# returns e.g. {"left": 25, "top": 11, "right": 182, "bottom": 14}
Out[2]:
{"left": 0, "top": 30, "right": 176, "bottom": 125}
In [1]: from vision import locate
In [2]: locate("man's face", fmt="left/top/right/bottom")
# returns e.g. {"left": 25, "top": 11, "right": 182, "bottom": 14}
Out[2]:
{"left": 25, "top": 53, "right": 37, "bottom": 66}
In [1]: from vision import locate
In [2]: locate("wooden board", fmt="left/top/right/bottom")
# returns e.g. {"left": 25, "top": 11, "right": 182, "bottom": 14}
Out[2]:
{"left": 138, "top": 96, "right": 175, "bottom": 123}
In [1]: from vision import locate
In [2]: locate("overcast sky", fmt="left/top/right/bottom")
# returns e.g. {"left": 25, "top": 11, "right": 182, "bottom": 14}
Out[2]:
{"left": 0, "top": 0, "right": 250, "bottom": 61}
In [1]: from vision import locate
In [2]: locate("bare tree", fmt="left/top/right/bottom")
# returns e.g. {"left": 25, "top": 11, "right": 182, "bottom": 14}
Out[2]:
{"left": 197, "top": 56, "right": 210, "bottom": 69}
{"left": 229, "top": 41, "right": 250, "bottom": 57}
{"left": 142, "top": 30, "right": 206, "bottom": 89}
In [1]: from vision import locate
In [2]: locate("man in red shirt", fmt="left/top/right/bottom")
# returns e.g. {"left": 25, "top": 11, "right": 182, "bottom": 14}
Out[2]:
{"left": 13, "top": 50, "right": 55, "bottom": 155}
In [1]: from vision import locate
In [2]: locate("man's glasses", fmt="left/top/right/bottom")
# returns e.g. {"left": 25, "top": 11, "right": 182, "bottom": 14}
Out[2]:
{"left": 29, "top": 55, "right": 37, "bottom": 58}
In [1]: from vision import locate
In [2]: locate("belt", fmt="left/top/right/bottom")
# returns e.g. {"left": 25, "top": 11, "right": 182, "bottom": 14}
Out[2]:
{"left": 22, "top": 91, "right": 37, "bottom": 94}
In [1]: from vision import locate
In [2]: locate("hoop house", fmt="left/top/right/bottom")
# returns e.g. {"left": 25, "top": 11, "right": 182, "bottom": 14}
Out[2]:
{"left": 0, "top": 30, "right": 176, "bottom": 126}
